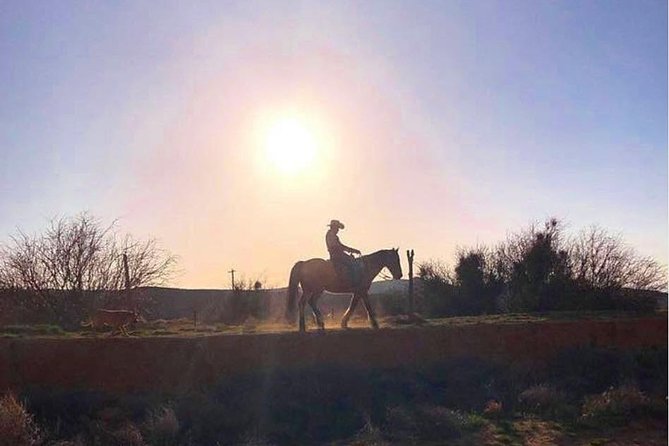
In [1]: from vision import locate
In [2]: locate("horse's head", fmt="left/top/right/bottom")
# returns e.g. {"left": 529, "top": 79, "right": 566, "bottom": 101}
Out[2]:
{"left": 386, "top": 248, "right": 403, "bottom": 280}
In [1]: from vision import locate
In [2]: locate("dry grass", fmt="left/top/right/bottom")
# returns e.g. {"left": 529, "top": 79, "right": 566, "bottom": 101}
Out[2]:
{"left": 142, "top": 405, "right": 180, "bottom": 446}
{"left": 518, "top": 384, "right": 574, "bottom": 419}
{"left": 0, "top": 393, "right": 42, "bottom": 446}
{"left": 581, "top": 385, "right": 652, "bottom": 424}
{"left": 0, "top": 310, "right": 664, "bottom": 338}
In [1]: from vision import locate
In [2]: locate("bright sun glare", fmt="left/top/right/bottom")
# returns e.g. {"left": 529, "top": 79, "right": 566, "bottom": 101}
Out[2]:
{"left": 264, "top": 117, "right": 317, "bottom": 174}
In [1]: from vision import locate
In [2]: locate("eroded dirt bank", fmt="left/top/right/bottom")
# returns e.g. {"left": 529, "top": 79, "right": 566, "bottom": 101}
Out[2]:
{"left": 0, "top": 317, "right": 666, "bottom": 394}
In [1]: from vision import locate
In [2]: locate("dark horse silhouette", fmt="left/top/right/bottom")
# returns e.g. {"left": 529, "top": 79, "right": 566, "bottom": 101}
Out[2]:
{"left": 286, "top": 249, "right": 403, "bottom": 332}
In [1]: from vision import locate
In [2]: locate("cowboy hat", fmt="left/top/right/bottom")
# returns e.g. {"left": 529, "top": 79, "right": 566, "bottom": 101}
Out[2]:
{"left": 327, "top": 219, "right": 345, "bottom": 229}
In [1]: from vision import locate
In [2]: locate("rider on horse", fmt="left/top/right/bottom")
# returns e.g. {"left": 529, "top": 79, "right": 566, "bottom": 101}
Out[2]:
{"left": 326, "top": 219, "right": 360, "bottom": 284}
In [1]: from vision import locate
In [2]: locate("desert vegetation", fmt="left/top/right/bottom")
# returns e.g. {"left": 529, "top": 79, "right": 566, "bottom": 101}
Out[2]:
{"left": 0, "top": 346, "right": 665, "bottom": 445}
{"left": 417, "top": 218, "right": 667, "bottom": 317}
{"left": 0, "top": 214, "right": 665, "bottom": 331}
{"left": 0, "top": 213, "right": 176, "bottom": 328}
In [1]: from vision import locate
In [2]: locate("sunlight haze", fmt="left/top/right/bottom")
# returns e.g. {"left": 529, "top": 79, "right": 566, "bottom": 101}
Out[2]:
{"left": 1, "top": 1, "right": 666, "bottom": 288}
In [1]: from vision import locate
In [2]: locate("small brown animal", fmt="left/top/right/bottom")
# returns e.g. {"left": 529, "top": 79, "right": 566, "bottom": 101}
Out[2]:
{"left": 81, "top": 309, "right": 143, "bottom": 336}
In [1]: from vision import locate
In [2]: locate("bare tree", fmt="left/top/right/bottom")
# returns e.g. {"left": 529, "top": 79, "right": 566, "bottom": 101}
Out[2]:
{"left": 417, "top": 259, "right": 454, "bottom": 285}
{"left": 570, "top": 226, "right": 667, "bottom": 292}
{"left": 0, "top": 213, "right": 177, "bottom": 325}
{"left": 493, "top": 218, "right": 566, "bottom": 283}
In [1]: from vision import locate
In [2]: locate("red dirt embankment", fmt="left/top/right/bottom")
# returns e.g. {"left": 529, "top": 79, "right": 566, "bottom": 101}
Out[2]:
{"left": 0, "top": 317, "right": 666, "bottom": 394}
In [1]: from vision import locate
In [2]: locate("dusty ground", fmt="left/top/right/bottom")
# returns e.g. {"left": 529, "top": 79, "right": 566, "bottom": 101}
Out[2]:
{"left": 1, "top": 311, "right": 664, "bottom": 339}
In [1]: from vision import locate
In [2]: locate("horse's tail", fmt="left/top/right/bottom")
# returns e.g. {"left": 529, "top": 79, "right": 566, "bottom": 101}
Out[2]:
{"left": 286, "top": 261, "right": 304, "bottom": 322}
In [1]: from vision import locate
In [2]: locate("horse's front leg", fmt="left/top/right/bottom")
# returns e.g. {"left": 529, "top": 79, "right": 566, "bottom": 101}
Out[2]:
{"left": 360, "top": 291, "right": 379, "bottom": 329}
{"left": 299, "top": 291, "right": 310, "bottom": 333}
{"left": 308, "top": 291, "right": 325, "bottom": 330}
{"left": 341, "top": 293, "right": 360, "bottom": 329}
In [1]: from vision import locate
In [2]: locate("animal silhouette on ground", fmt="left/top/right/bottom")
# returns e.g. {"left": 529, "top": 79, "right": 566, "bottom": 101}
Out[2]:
{"left": 81, "top": 309, "right": 144, "bottom": 336}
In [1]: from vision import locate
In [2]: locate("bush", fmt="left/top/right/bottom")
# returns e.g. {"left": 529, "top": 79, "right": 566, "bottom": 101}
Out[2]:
{"left": 581, "top": 385, "right": 653, "bottom": 426}
{"left": 14, "top": 348, "right": 668, "bottom": 444}
{"left": 0, "top": 213, "right": 176, "bottom": 327}
{"left": 142, "top": 405, "right": 180, "bottom": 446}
{"left": 416, "top": 260, "right": 457, "bottom": 317}
{"left": 424, "top": 218, "right": 667, "bottom": 315}
{"left": 109, "top": 422, "right": 145, "bottom": 446}
{"left": 453, "top": 247, "right": 504, "bottom": 315}
{"left": 0, "top": 393, "right": 42, "bottom": 446}
{"left": 517, "top": 384, "right": 575, "bottom": 419}
{"left": 384, "top": 404, "right": 485, "bottom": 442}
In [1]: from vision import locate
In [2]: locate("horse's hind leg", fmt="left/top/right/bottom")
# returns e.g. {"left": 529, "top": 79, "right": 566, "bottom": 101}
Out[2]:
{"left": 360, "top": 292, "right": 379, "bottom": 329}
{"left": 308, "top": 291, "right": 325, "bottom": 330}
{"left": 341, "top": 293, "right": 360, "bottom": 329}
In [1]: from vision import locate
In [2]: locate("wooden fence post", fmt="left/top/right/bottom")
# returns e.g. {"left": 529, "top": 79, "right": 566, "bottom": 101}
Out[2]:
{"left": 123, "top": 253, "right": 132, "bottom": 309}
{"left": 407, "top": 249, "right": 415, "bottom": 314}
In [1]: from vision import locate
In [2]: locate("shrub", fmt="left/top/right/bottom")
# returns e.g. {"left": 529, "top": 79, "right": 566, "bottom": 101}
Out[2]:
{"left": 453, "top": 247, "right": 504, "bottom": 315}
{"left": 345, "top": 415, "right": 388, "bottom": 446}
{"left": 384, "top": 404, "right": 485, "bottom": 442}
{"left": 142, "top": 405, "right": 180, "bottom": 446}
{"left": 581, "top": 385, "right": 653, "bottom": 426}
{"left": 482, "top": 400, "right": 503, "bottom": 419}
{"left": 416, "top": 260, "right": 457, "bottom": 317}
{"left": 0, "top": 393, "right": 42, "bottom": 446}
{"left": 111, "top": 422, "right": 145, "bottom": 446}
{"left": 517, "top": 384, "right": 575, "bottom": 419}
{"left": 0, "top": 213, "right": 176, "bottom": 327}
{"left": 84, "top": 420, "right": 146, "bottom": 446}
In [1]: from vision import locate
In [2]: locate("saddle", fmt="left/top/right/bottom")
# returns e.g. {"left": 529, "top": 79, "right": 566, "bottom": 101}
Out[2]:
{"left": 331, "top": 256, "right": 363, "bottom": 287}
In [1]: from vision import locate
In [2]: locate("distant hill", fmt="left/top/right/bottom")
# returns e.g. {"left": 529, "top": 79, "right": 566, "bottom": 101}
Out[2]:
{"left": 134, "top": 279, "right": 418, "bottom": 322}
{"left": 133, "top": 282, "right": 668, "bottom": 322}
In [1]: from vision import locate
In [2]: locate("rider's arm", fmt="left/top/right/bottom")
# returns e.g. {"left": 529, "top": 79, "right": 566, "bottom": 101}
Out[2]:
{"left": 341, "top": 243, "right": 361, "bottom": 255}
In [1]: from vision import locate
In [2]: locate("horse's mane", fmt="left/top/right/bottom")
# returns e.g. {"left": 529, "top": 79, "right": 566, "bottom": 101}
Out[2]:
{"left": 361, "top": 249, "right": 396, "bottom": 266}
{"left": 363, "top": 248, "right": 393, "bottom": 257}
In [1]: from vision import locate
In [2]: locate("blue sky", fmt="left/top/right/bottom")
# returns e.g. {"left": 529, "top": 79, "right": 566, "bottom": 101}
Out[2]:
{"left": 1, "top": 1, "right": 666, "bottom": 286}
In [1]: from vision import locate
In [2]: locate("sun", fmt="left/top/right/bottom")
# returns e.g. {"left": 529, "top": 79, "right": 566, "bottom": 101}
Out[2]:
{"left": 264, "top": 116, "right": 317, "bottom": 174}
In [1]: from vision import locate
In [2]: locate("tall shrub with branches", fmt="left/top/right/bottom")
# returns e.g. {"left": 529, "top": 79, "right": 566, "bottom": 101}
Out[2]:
{"left": 570, "top": 225, "right": 666, "bottom": 293}
{"left": 0, "top": 213, "right": 177, "bottom": 326}
{"left": 416, "top": 259, "right": 456, "bottom": 317}
{"left": 454, "top": 246, "right": 505, "bottom": 314}
{"left": 568, "top": 225, "right": 666, "bottom": 310}
{"left": 489, "top": 218, "right": 664, "bottom": 312}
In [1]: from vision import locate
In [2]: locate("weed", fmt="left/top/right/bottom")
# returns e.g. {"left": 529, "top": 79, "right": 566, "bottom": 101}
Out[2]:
{"left": 581, "top": 385, "right": 654, "bottom": 426}
{"left": 0, "top": 393, "right": 42, "bottom": 446}
{"left": 143, "top": 405, "right": 180, "bottom": 446}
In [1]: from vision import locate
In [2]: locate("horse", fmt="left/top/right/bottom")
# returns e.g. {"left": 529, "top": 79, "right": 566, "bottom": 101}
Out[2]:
{"left": 286, "top": 248, "right": 403, "bottom": 332}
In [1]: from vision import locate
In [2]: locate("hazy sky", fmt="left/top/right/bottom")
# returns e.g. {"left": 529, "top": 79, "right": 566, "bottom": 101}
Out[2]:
{"left": 1, "top": 1, "right": 667, "bottom": 288}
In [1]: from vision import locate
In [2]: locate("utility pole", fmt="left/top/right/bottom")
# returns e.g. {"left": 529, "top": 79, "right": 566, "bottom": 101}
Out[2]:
{"left": 228, "top": 269, "right": 236, "bottom": 290}
{"left": 406, "top": 249, "right": 415, "bottom": 314}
